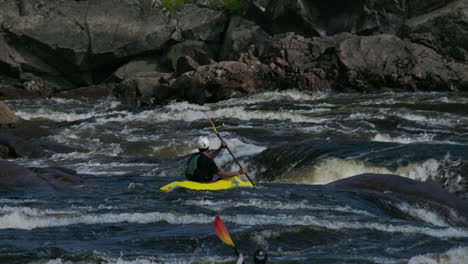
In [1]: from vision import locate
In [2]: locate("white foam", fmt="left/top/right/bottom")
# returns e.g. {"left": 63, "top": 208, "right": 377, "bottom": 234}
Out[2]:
{"left": 0, "top": 198, "right": 38, "bottom": 204}
{"left": 14, "top": 109, "right": 97, "bottom": 122}
{"left": 286, "top": 157, "right": 463, "bottom": 193}
{"left": 372, "top": 133, "right": 435, "bottom": 144}
{"left": 408, "top": 247, "right": 468, "bottom": 264}
{"left": 396, "top": 202, "right": 449, "bottom": 227}
{"left": 395, "top": 111, "right": 462, "bottom": 127}
{"left": 92, "top": 105, "right": 327, "bottom": 124}
{"left": 282, "top": 158, "right": 393, "bottom": 185}
{"left": 183, "top": 199, "right": 372, "bottom": 216}
{"left": 46, "top": 254, "right": 224, "bottom": 264}
{"left": 13, "top": 98, "right": 122, "bottom": 122}
{"left": 3, "top": 206, "right": 468, "bottom": 239}
{"left": 220, "top": 89, "right": 327, "bottom": 105}
{"left": 222, "top": 214, "right": 468, "bottom": 239}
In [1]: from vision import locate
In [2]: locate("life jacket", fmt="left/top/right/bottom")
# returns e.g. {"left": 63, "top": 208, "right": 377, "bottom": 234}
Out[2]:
{"left": 185, "top": 153, "right": 200, "bottom": 180}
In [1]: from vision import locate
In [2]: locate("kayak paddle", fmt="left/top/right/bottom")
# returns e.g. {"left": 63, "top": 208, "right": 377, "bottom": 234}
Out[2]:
{"left": 213, "top": 216, "right": 240, "bottom": 256}
{"left": 205, "top": 114, "right": 257, "bottom": 188}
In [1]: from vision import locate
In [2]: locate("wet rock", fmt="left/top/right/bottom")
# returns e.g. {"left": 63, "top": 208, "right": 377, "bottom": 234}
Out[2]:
{"left": 56, "top": 83, "right": 116, "bottom": 100}
{"left": 115, "top": 72, "right": 173, "bottom": 105}
{"left": 403, "top": 0, "right": 468, "bottom": 63}
{"left": 0, "top": 133, "right": 47, "bottom": 158}
{"left": 0, "top": 144, "right": 9, "bottom": 158}
{"left": 177, "top": 4, "right": 228, "bottom": 42}
{"left": 3, "top": 0, "right": 90, "bottom": 85}
{"left": 254, "top": 32, "right": 467, "bottom": 92}
{"left": 0, "top": 84, "right": 40, "bottom": 100}
{"left": 327, "top": 173, "right": 468, "bottom": 226}
{"left": 337, "top": 34, "right": 468, "bottom": 91}
{"left": 218, "top": 16, "right": 271, "bottom": 61}
{"left": 245, "top": 0, "right": 459, "bottom": 37}
{"left": 175, "top": 56, "right": 200, "bottom": 76}
{"left": 0, "top": 159, "right": 82, "bottom": 190}
{"left": 86, "top": 0, "right": 175, "bottom": 62}
{"left": 0, "top": 34, "right": 22, "bottom": 77}
{"left": 165, "top": 40, "right": 214, "bottom": 72}
{"left": 172, "top": 61, "right": 263, "bottom": 104}
{"left": 0, "top": 101, "right": 22, "bottom": 125}
{"left": 111, "top": 57, "right": 169, "bottom": 82}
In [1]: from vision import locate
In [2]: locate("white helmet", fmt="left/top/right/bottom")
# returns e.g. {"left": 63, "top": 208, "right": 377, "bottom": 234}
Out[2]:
{"left": 197, "top": 136, "right": 210, "bottom": 150}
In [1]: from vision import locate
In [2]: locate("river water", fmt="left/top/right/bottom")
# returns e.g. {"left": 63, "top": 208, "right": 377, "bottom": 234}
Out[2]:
{"left": 2, "top": 90, "right": 468, "bottom": 263}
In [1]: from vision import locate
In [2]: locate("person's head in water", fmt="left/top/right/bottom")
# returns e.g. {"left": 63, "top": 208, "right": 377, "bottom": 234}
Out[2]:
{"left": 197, "top": 136, "right": 210, "bottom": 152}
{"left": 253, "top": 248, "right": 268, "bottom": 264}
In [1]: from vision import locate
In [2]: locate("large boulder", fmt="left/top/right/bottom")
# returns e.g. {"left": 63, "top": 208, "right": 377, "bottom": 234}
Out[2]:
{"left": 86, "top": 0, "right": 175, "bottom": 64}
{"left": 0, "top": 159, "right": 82, "bottom": 190}
{"left": 245, "top": 0, "right": 459, "bottom": 36}
{"left": 218, "top": 16, "right": 271, "bottom": 61}
{"left": 172, "top": 61, "right": 263, "bottom": 104}
{"left": 3, "top": 0, "right": 90, "bottom": 86}
{"left": 403, "top": 0, "right": 468, "bottom": 62}
{"left": 337, "top": 34, "right": 468, "bottom": 91}
{"left": 177, "top": 4, "right": 229, "bottom": 42}
{"left": 245, "top": 0, "right": 400, "bottom": 36}
{"left": 327, "top": 173, "right": 468, "bottom": 226}
{"left": 111, "top": 56, "right": 169, "bottom": 81}
{"left": 0, "top": 34, "right": 22, "bottom": 77}
{"left": 115, "top": 72, "right": 174, "bottom": 105}
{"left": 56, "top": 83, "right": 116, "bottom": 100}
{"left": 165, "top": 40, "right": 215, "bottom": 72}
{"left": 254, "top": 32, "right": 467, "bottom": 92}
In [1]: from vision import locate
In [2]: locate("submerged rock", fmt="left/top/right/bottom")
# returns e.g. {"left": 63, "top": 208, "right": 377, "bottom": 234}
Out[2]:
{"left": 327, "top": 173, "right": 468, "bottom": 227}
{"left": 0, "top": 159, "right": 82, "bottom": 190}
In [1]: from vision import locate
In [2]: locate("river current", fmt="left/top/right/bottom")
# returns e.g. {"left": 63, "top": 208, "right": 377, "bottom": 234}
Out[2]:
{"left": 2, "top": 90, "right": 468, "bottom": 263}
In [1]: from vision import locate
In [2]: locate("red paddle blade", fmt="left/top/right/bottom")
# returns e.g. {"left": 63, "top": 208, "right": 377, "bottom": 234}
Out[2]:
{"left": 213, "top": 216, "right": 235, "bottom": 247}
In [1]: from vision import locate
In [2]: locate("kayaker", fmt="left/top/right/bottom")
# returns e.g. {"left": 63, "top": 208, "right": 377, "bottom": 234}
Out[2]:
{"left": 186, "top": 136, "right": 248, "bottom": 182}
{"left": 236, "top": 248, "right": 268, "bottom": 264}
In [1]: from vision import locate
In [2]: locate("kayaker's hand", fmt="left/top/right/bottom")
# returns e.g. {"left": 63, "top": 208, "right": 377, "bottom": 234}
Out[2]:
{"left": 220, "top": 141, "right": 228, "bottom": 149}
{"left": 236, "top": 253, "right": 245, "bottom": 264}
{"left": 239, "top": 168, "right": 247, "bottom": 175}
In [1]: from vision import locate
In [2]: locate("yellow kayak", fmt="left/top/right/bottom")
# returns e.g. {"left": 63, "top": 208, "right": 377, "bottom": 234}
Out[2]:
{"left": 160, "top": 176, "right": 254, "bottom": 192}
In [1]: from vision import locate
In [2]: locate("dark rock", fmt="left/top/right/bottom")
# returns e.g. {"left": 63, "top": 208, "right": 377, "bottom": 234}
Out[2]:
{"left": 0, "top": 159, "right": 82, "bottom": 190}
{"left": 337, "top": 34, "right": 468, "bottom": 91}
{"left": 56, "top": 83, "right": 116, "bottom": 100}
{"left": 3, "top": 0, "right": 91, "bottom": 85}
{"left": 18, "top": 0, "right": 34, "bottom": 16}
{"left": 27, "top": 166, "right": 83, "bottom": 186}
{"left": 172, "top": 61, "right": 262, "bottom": 104}
{"left": 176, "top": 56, "right": 200, "bottom": 76}
{"left": 0, "top": 84, "right": 44, "bottom": 100}
{"left": 327, "top": 173, "right": 468, "bottom": 226}
{"left": 115, "top": 72, "right": 173, "bottom": 105}
{"left": 165, "top": 40, "right": 215, "bottom": 72}
{"left": 0, "top": 34, "right": 22, "bottom": 77}
{"left": 403, "top": 0, "right": 468, "bottom": 62}
{"left": 245, "top": 0, "right": 459, "bottom": 37}
{"left": 219, "top": 16, "right": 271, "bottom": 61}
{"left": 0, "top": 133, "right": 47, "bottom": 158}
{"left": 111, "top": 56, "right": 169, "bottom": 81}
{"left": 177, "top": 4, "right": 229, "bottom": 42}
{"left": 86, "top": 0, "right": 175, "bottom": 63}
{"left": 0, "top": 144, "right": 9, "bottom": 158}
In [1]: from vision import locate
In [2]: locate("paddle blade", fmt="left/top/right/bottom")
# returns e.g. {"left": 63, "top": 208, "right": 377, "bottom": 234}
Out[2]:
{"left": 213, "top": 216, "right": 235, "bottom": 247}
{"left": 205, "top": 114, "right": 219, "bottom": 134}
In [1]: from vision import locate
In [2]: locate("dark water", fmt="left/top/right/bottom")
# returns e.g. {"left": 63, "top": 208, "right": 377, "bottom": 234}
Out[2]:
{"left": 2, "top": 91, "right": 468, "bottom": 263}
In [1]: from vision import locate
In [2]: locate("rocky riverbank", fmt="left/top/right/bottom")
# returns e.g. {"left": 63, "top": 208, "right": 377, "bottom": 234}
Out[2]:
{"left": 0, "top": 0, "right": 467, "bottom": 106}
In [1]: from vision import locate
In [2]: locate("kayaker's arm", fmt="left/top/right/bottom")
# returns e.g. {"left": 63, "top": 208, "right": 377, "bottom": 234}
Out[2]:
{"left": 218, "top": 168, "right": 248, "bottom": 179}
{"left": 207, "top": 141, "right": 228, "bottom": 159}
